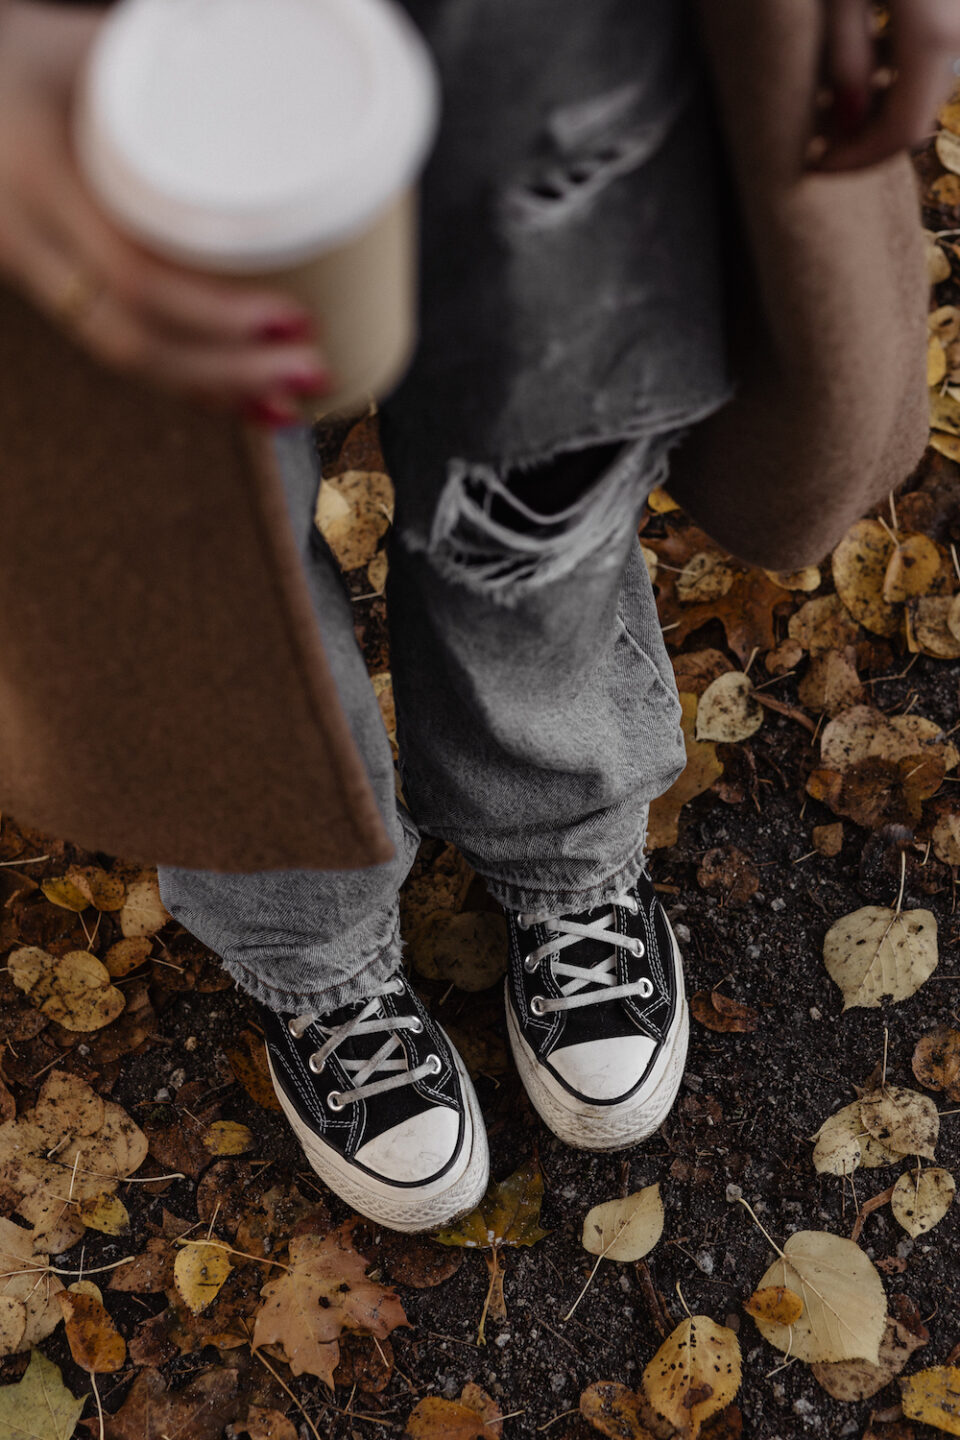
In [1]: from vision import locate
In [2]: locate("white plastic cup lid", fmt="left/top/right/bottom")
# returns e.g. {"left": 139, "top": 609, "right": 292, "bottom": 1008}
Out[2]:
{"left": 75, "top": 0, "right": 440, "bottom": 270}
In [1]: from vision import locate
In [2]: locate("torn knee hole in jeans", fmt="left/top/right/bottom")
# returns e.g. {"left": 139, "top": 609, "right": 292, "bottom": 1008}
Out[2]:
{"left": 426, "top": 439, "right": 666, "bottom": 598}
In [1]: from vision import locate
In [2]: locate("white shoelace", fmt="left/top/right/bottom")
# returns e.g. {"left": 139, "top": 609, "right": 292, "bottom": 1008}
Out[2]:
{"left": 287, "top": 977, "right": 440, "bottom": 1112}
{"left": 518, "top": 891, "right": 655, "bottom": 1017}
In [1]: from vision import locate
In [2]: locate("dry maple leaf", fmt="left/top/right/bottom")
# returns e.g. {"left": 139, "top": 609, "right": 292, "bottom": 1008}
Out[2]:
{"left": 405, "top": 1384, "right": 503, "bottom": 1439}
{"left": 252, "top": 1221, "right": 406, "bottom": 1384}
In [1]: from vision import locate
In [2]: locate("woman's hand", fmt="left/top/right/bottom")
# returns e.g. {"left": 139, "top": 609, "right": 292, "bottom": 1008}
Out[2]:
{"left": 0, "top": 2, "right": 332, "bottom": 423}
{"left": 816, "top": 0, "right": 960, "bottom": 171}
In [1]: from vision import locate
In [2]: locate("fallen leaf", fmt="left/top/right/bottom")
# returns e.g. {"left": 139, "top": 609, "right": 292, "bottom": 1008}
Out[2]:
{"left": 646, "top": 694, "right": 723, "bottom": 850}
{"left": 40, "top": 877, "right": 88, "bottom": 912}
{"left": 100, "top": 1364, "right": 239, "bottom": 1440}
{"left": 436, "top": 1158, "right": 549, "bottom": 1251}
{"left": 65, "top": 865, "right": 126, "bottom": 913}
{"left": 797, "top": 650, "right": 864, "bottom": 716}
{"left": 409, "top": 912, "right": 507, "bottom": 992}
{"left": 376, "top": 1230, "right": 463, "bottom": 1288}
{"left": 832, "top": 520, "right": 900, "bottom": 637}
{"left": 0, "top": 1350, "right": 85, "bottom": 1440}
{"left": 174, "top": 1240, "right": 233, "bottom": 1314}
{"left": 695, "top": 674, "right": 763, "bottom": 744}
{"left": 811, "top": 1294, "right": 929, "bottom": 1401}
{"left": 788, "top": 595, "right": 860, "bottom": 656}
{"left": 901, "top": 1367, "right": 960, "bottom": 1436}
{"left": 232, "top": 1406, "right": 298, "bottom": 1440}
{"left": 764, "top": 566, "right": 821, "bottom": 591}
{"left": 743, "top": 1286, "right": 803, "bottom": 1326}
{"left": 225, "top": 1029, "right": 283, "bottom": 1112}
{"left": 405, "top": 1384, "right": 503, "bottom": 1439}
{"left": 672, "top": 649, "right": 734, "bottom": 697}
{"left": 77, "top": 1192, "right": 130, "bottom": 1236}
{"left": 930, "top": 334, "right": 949, "bottom": 387}
{"left": 822, "top": 906, "right": 939, "bottom": 1009}
{"left": 119, "top": 873, "right": 170, "bottom": 939}
{"left": 582, "top": 1185, "right": 664, "bottom": 1264}
{"left": 690, "top": 992, "right": 758, "bottom": 1034}
{"left": 812, "top": 1101, "right": 901, "bottom": 1176}
{"left": 913, "top": 1025, "right": 960, "bottom": 1101}
{"left": 860, "top": 1085, "right": 940, "bottom": 1160}
{"left": 677, "top": 553, "right": 735, "bottom": 603}
{"left": 202, "top": 1120, "right": 254, "bottom": 1156}
{"left": 883, "top": 535, "right": 943, "bottom": 603}
{"left": 892, "top": 1168, "right": 955, "bottom": 1236}
{"left": 813, "top": 823, "right": 844, "bottom": 857}
{"left": 8, "top": 946, "right": 125, "bottom": 1031}
{"left": 820, "top": 706, "right": 958, "bottom": 775}
{"left": 367, "top": 550, "right": 389, "bottom": 595}
{"left": 932, "top": 812, "right": 960, "bottom": 865}
{"left": 906, "top": 596, "right": 960, "bottom": 659}
{"left": 647, "top": 487, "right": 680, "bottom": 514}
{"left": 102, "top": 937, "right": 152, "bottom": 979}
{"left": 57, "top": 1288, "right": 125, "bottom": 1372}
{"left": 750, "top": 1230, "right": 887, "bottom": 1364}
{"left": 579, "top": 1381, "right": 657, "bottom": 1440}
{"left": 643, "top": 1315, "right": 742, "bottom": 1439}
{"left": 937, "top": 128, "right": 960, "bottom": 174}
{"left": 696, "top": 848, "right": 759, "bottom": 908}
{"left": 252, "top": 1221, "right": 406, "bottom": 1384}
{"left": 0, "top": 1217, "right": 64, "bottom": 1358}
{"left": 315, "top": 469, "right": 394, "bottom": 570}
{"left": 108, "top": 1236, "right": 173, "bottom": 1294}
{"left": 764, "top": 637, "right": 805, "bottom": 675}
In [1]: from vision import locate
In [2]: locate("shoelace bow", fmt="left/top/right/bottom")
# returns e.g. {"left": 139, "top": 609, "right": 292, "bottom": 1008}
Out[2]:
{"left": 519, "top": 890, "right": 656, "bottom": 1016}
{"left": 286, "top": 977, "right": 440, "bottom": 1111}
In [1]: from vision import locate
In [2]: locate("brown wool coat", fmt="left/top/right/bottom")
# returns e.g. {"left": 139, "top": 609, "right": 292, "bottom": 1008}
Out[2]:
{"left": 0, "top": 0, "right": 930, "bottom": 873}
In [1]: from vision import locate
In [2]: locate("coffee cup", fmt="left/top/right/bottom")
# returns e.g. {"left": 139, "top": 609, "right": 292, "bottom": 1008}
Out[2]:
{"left": 74, "top": 0, "right": 440, "bottom": 420}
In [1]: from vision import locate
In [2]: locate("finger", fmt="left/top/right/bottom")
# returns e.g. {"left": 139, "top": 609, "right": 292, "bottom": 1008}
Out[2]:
{"left": 45, "top": 153, "right": 324, "bottom": 350}
{"left": 823, "top": 0, "right": 877, "bottom": 135}
{"left": 816, "top": 46, "right": 949, "bottom": 170}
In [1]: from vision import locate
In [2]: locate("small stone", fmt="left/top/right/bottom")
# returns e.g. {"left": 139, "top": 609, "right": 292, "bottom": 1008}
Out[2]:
{"left": 168, "top": 1066, "right": 187, "bottom": 1088}
{"left": 154, "top": 1087, "right": 170, "bottom": 1102}
{"left": 672, "top": 923, "right": 691, "bottom": 944}
{"left": 619, "top": 1273, "right": 631, "bottom": 1291}
{"left": 726, "top": 1183, "right": 743, "bottom": 1203}
{"left": 746, "top": 944, "right": 761, "bottom": 960}
{"left": 696, "top": 1249, "right": 715, "bottom": 1275}
{"left": 550, "top": 1374, "right": 565, "bottom": 1394}
{"left": 793, "top": 1397, "right": 815, "bottom": 1419}
{"left": 495, "top": 1332, "right": 511, "bottom": 1348}
{"left": 184, "top": 1035, "right": 199, "bottom": 1052}
{"left": 684, "top": 1073, "right": 703, "bottom": 1092}
{"left": 809, "top": 1006, "right": 822, "bottom": 1021}
{"left": 897, "top": 1238, "right": 915, "bottom": 1259}
{"left": 770, "top": 897, "right": 786, "bottom": 912}
{"left": 76, "top": 1043, "right": 90, "bottom": 1056}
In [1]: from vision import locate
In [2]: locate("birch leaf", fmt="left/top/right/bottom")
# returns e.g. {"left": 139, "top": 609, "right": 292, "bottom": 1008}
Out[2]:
{"left": 642, "top": 1316, "right": 741, "bottom": 1439}
{"left": 0, "top": 1217, "right": 64, "bottom": 1357}
{"left": 57, "top": 1289, "right": 126, "bottom": 1372}
{"left": 832, "top": 520, "right": 899, "bottom": 636}
{"left": 174, "top": 1241, "right": 233, "bottom": 1315}
{"left": 0, "top": 1351, "right": 85, "bottom": 1440}
{"left": 695, "top": 673, "right": 763, "bottom": 744}
{"left": 860, "top": 1086, "right": 940, "bottom": 1160}
{"left": 822, "top": 906, "right": 938, "bottom": 1009}
{"left": 676, "top": 552, "right": 735, "bottom": 603}
{"left": 811, "top": 1297, "right": 929, "bottom": 1401}
{"left": 8, "top": 947, "right": 125, "bottom": 1032}
{"left": 892, "top": 1167, "right": 955, "bottom": 1237}
{"left": 119, "top": 873, "right": 170, "bottom": 939}
{"left": 581, "top": 1185, "right": 664, "bottom": 1263}
{"left": 901, "top": 1367, "right": 960, "bottom": 1435}
{"left": 751, "top": 1231, "right": 886, "bottom": 1364}
{"left": 202, "top": 1121, "right": 254, "bottom": 1156}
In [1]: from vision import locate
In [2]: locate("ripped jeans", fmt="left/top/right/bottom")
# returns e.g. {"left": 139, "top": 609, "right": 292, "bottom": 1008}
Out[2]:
{"left": 157, "top": 423, "right": 687, "bottom": 1013}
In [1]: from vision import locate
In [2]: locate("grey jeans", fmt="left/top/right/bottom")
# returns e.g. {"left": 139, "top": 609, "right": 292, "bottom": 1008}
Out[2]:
{"left": 157, "top": 426, "right": 689, "bottom": 1012}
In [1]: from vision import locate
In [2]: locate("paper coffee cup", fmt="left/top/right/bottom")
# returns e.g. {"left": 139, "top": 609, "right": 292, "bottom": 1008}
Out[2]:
{"left": 75, "top": 0, "right": 440, "bottom": 419}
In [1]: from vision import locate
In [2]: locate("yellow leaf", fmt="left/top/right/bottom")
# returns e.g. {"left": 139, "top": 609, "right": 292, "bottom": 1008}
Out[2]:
{"left": 694, "top": 672, "right": 763, "bottom": 744}
{"left": 751, "top": 1231, "right": 887, "bottom": 1364}
{"left": 882, "top": 534, "right": 942, "bottom": 603}
{"left": 743, "top": 1286, "right": 803, "bottom": 1327}
{"left": 174, "top": 1241, "right": 232, "bottom": 1315}
{"left": 66, "top": 866, "right": 126, "bottom": 913}
{"left": 57, "top": 1289, "right": 126, "bottom": 1372}
{"left": 676, "top": 552, "right": 735, "bottom": 603}
{"left": 832, "top": 520, "right": 899, "bottom": 637}
{"left": 937, "top": 129, "right": 960, "bottom": 176}
{"left": 823, "top": 907, "right": 939, "bottom": 1010}
{"left": 907, "top": 596, "right": 960, "bottom": 659}
{"left": 763, "top": 566, "right": 821, "bottom": 591}
{"left": 119, "top": 873, "right": 170, "bottom": 939}
{"left": 860, "top": 1085, "right": 940, "bottom": 1160}
{"left": 891, "top": 1167, "right": 956, "bottom": 1237}
{"left": 581, "top": 1185, "right": 664, "bottom": 1264}
{"left": 646, "top": 487, "right": 679, "bottom": 514}
{"left": 8, "top": 947, "right": 125, "bottom": 1032}
{"left": 40, "top": 877, "right": 89, "bottom": 912}
{"left": 202, "top": 1120, "right": 254, "bottom": 1155}
{"left": 435, "top": 1158, "right": 549, "bottom": 1250}
{"left": 929, "top": 334, "right": 948, "bottom": 387}
{"left": 901, "top": 1366, "right": 960, "bottom": 1435}
{"left": 642, "top": 1316, "right": 741, "bottom": 1439}
{"left": 930, "top": 431, "right": 960, "bottom": 462}
{"left": 78, "top": 1192, "right": 130, "bottom": 1236}
{"left": 314, "top": 470, "right": 394, "bottom": 570}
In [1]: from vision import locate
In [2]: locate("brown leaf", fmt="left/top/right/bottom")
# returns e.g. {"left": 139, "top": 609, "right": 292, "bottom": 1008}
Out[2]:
{"left": 226, "top": 1029, "right": 283, "bottom": 1112}
{"left": 406, "top": 1386, "right": 503, "bottom": 1439}
{"left": 788, "top": 594, "right": 860, "bottom": 656}
{"left": 647, "top": 694, "right": 724, "bottom": 850}
{"left": 796, "top": 650, "right": 864, "bottom": 716}
{"left": 58, "top": 1289, "right": 126, "bottom": 1372}
{"left": 66, "top": 866, "right": 126, "bottom": 913}
{"left": 101, "top": 1365, "right": 239, "bottom": 1440}
{"left": 252, "top": 1221, "right": 407, "bottom": 1384}
{"left": 108, "top": 1236, "right": 174, "bottom": 1294}
{"left": 695, "top": 848, "right": 759, "bottom": 908}
{"left": 579, "top": 1381, "right": 657, "bottom": 1439}
{"left": 913, "top": 1025, "right": 960, "bottom": 1102}
{"left": 232, "top": 1406, "right": 298, "bottom": 1440}
{"left": 377, "top": 1230, "right": 464, "bottom": 1288}
{"left": 690, "top": 991, "right": 758, "bottom": 1035}
{"left": 810, "top": 1295, "right": 928, "bottom": 1401}
{"left": 672, "top": 650, "right": 735, "bottom": 697}
{"left": 813, "top": 822, "right": 844, "bottom": 856}
{"left": 102, "top": 937, "right": 152, "bottom": 978}
{"left": 743, "top": 1286, "right": 803, "bottom": 1326}
{"left": 332, "top": 1333, "right": 394, "bottom": 1393}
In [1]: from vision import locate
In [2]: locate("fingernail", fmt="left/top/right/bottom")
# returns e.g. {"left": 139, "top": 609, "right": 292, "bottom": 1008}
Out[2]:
{"left": 255, "top": 314, "right": 315, "bottom": 343}
{"left": 281, "top": 369, "right": 336, "bottom": 398}
{"left": 831, "top": 84, "right": 868, "bottom": 140}
{"left": 240, "top": 397, "right": 300, "bottom": 427}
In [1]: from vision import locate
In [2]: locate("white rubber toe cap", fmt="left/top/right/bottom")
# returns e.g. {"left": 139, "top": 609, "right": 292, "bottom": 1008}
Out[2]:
{"left": 353, "top": 1106, "right": 463, "bottom": 1183}
{"left": 549, "top": 1034, "right": 657, "bottom": 1101}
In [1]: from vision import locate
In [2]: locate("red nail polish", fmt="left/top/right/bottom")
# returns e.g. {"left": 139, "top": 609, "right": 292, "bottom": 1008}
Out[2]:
{"left": 255, "top": 314, "right": 315, "bottom": 343}
{"left": 240, "top": 397, "right": 300, "bottom": 427}
{"left": 831, "top": 84, "right": 868, "bottom": 140}
{"left": 282, "top": 369, "right": 336, "bottom": 398}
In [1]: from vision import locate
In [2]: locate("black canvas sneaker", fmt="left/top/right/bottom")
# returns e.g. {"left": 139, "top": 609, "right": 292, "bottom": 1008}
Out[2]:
{"left": 504, "top": 871, "right": 688, "bottom": 1150}
{"left": 258, "top": 970, "right": 489, "bottom": 1232}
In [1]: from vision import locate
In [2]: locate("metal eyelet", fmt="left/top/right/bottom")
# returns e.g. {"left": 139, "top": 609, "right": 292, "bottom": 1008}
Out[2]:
{"left": 426, "top": 1053, "right": 442, "bottom": 1075}
{"left": 327, "top": 1090, "right": 344, "bottom": 1112}
{"left": 308, "top": 1052, "right": 324, "bottom": 1074}
{"left": 639, "top": 978, "right": 654, "bottom": 998}
{"left": 516, "top": 917, "right": 529, "bottom": 931}
{"left": 624, "top": 899, "right": 640, "bottom": 915}
{"left": 632, "top": 938, "right": 645, "bottom": 958}
{"left": 286, "top": 1017, "right": 301, "bottom": 1037}
{"left": 523, "top": 954, "right": 539, "bottom": 974}
{"left": 530, "top": 995, "right": 547, "bottom": 1017}
{"left": 410, "top": 1017, "right": 424, "bottom": 1034}
{"left": 389, "top": 977, "right": 405, "bottom": 995}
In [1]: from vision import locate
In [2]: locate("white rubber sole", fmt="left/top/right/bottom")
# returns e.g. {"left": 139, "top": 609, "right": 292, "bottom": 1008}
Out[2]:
{"left": 505, "top": 922, "right": 689, "bottom": 1152}
{"left": 266, "top": 1044, "right": 489, "bottom": 1233}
